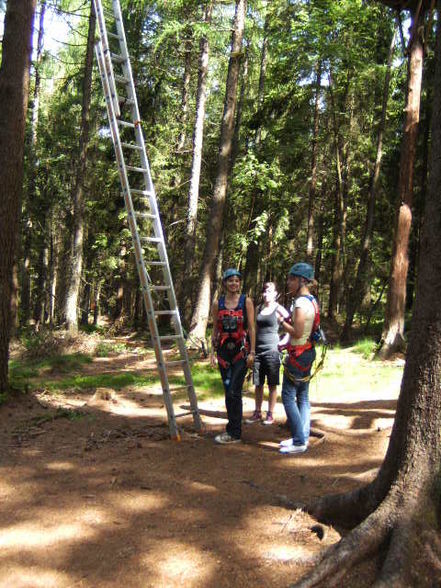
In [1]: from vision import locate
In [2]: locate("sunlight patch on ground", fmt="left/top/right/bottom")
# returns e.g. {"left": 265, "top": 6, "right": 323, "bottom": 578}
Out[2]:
{"left": 108, "top": 491, "right": 169, "bottom": 513}
{"left": 0, "top": 522, "right": 95, "bottom": 550}
{"left": 0, "top": 568, "right": 71, "bottom": 588}
{"left": 142, "top": 542, "right": 215, "bottom": 586}
{"left": 187, "top": 480, "right": 218, "bottom": 493}
{"left": 263, "top": 543, "right": 313, "bottom": 563}
{"left": 45, "top": 461, "right": 75, "bottom": 472}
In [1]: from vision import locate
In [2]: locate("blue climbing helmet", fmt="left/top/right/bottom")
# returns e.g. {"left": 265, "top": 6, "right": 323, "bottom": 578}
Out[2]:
{"left": 289, "top": 262, "right": 314, "bottom": 282}
{"left": 223, "top": 268, "right": 241, "bottom": 281}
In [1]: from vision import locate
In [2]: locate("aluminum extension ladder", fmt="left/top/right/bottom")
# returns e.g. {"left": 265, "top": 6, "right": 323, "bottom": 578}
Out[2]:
{"left": 92, "top": 0, "right": 202, "bottom": 439}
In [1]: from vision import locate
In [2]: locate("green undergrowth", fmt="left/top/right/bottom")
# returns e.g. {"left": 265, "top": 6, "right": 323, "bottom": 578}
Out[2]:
{"left": 308, "top": 345, "right": 403, "bottom": 403}
{"left": 8, "top": 342, "right": 404, "bottom": 406}
{"left": 43, "top": 371, "right": 158, "bottom": 392}
{"left": 172, "top": 363, "right": 225, "bottom": 400}
{"left": 95, "top": 341, "right": 130, "bottom": 357}
{"left": 9, "top": 353, "right": 93, "bottom": 388}
{"left": 350, "top": 337, "right": 379, "bottom": 359}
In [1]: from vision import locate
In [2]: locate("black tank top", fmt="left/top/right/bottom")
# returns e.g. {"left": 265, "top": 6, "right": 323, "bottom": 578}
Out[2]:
{"left": 256, "top": 307, "right": 279, "bottom": 353}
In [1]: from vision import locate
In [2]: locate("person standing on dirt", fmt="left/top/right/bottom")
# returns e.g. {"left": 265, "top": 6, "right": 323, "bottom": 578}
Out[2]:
{"left": 245, "top": 282, "right": 289, "bottom": 425}
{"left": 211, "top": 269, "right": 256, "bottom": 444}
{"left": 278, "top": 262, "right": 318, "bottom": 454}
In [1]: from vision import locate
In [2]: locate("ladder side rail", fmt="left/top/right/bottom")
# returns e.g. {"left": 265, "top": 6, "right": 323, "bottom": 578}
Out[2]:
{"left": 93, "top": 0, "right": 120, "bottom": 117}
{"left": 96, "top": 41, "right": 180, "bottom": 439}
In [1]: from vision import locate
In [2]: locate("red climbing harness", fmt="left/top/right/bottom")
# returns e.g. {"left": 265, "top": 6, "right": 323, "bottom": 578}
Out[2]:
{"left": 215, "top": 294, "right": 249, "bottom": 367}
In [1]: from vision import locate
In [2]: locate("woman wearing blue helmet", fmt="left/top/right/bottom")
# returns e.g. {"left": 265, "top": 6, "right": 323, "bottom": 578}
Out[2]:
{"left": 277, "top": 262, "right": 318, "bottom": 454}
{"left": 210, "top": 268, "right": 256, "bottom": 444}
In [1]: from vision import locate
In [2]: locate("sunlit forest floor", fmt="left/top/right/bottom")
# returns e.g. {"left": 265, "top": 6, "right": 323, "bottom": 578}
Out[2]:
{"left": 0, "top": 333, "right": 404, "bottom": 587}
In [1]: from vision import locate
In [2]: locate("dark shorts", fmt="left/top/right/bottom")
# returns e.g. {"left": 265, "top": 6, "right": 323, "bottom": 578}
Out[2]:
{"left": 253, "top": 349, "right": 281, "bottom": 387}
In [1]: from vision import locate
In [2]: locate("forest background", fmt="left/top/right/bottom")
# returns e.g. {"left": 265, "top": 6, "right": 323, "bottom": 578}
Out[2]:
{"left": 2, "top": 1, "right": 441, "bottom": 585}
{"left": 0, "top": 0, "right": 431, "bottom": 362}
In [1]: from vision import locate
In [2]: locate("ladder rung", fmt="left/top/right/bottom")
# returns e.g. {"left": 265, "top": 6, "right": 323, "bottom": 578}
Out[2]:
{"left": 136, "top": 212, "right": 157, "bottom": 219}
{"left": 107, "top": 32, "right": 121, "bottom": 40}
{"left": 171, "top": 386, "right": 191, "bottom": 393}
{"left": 114, "top": 74, "right": 129, "bottom": 85}
{"left": 175, "top": 411, "right": 196, "bottom": 419}
{"left": 164, "top": 360, "right": 186, "bottom": 367}
{"left": 127, "top": 165, "right": 148, "bottom": 172}
{"left": 111, "top": 52, "right": 126, "bottom": 64}
{"left": 159, "top": 335, "right": 181, "bottom": 341}
{"left": 131, "top": 189, "right": 154, "bottom": 196}
{"left": 151, "top": 285, "right": 171, "bottom": 291}
{"left": 155, "top": 310, "right": 178, "bottom": 316}
{"left": 121, "top": 142, "right": 142, "bottom": 151}
{"left": 140, "top": 237, "right": 162, "bottom": 243}
{"left": 118, "top": 120, "right": 135, "bottom": 129}
{"left": 145, "top": 261, "right": 166, "bottom": 266}
{"left": 119, "top": 97, "right": 136, "bottom": 106}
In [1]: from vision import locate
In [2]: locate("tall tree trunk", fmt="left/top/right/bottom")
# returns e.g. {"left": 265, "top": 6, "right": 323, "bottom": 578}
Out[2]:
{"left": 255, "top": 8, "right": 268, "bottom": 146}
{"left": 379, "top": 7, "right": 424, "bottom": 358}
{"left": 189, "top": 0, "right": 247, "bottom": 341}
{"left": 177, "top": 28, "right": 193, "bottom": 152}
{"left": 342, "top": 29, "right": 396, "bottom": 340}
{"left": 0, "top": 0, "right": 36, "bottom": 392}
{"left": 327, "top": 78, "right": 345, "bottom": 320}
{"left": 230, "top": 41, "right": 249, "bottom": 170}
{"left": 306, "top": 60, "right": 322, "bottom": 264}
{"left": 20, "top": 0, "right": 46, "bottom": 326}
{"left": 33, "top": 223, "right": 49, "bottom": 328}
{"left": 292, "top": 9, "right": 441, "bottom": 584}
{"left": 64, "top": 0, "right": 96, "bottom": 333}
{"left": 242, "top": 14, "right": 269, "bottom": 291}
{"left": 48, "top": 217, "right": 58, "bottom": 325}
{"left": 183, "top": 1, "right": 213, "bottom": 281}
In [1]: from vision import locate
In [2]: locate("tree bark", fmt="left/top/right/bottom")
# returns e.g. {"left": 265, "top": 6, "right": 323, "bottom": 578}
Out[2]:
{"left": 379, "top": 7, "right": 424, "bottom": 358}
{"left": 306, "top": 60, "right": 322, "bottom": 264}
{"left": 342, "top": 29, "right": 396, "bottom": 341}
{"left": 20, "top": 0, "right": 46, "bottom": 326}
{"left": 188, "top": 0, "right": 247, "bottom": 341}
{"left": 0, "top": 0, "right": 36, "bottom": 392}
{"left": 183, "top": 1, "right": 213, "bottom": 280}
{"left": 64, "top": 0, "right": 96, "bottom": 333}
{"left": 327, "top": 76, "right": 345, "bottom": 320}
{"left": 291, "top": 6, "right": 441, "bottom": 585}
{"left": 177, "top": 27, "right": 193, "bottom": 153}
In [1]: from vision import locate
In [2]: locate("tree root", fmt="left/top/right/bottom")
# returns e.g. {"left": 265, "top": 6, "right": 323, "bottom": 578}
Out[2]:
{"left": 290, "top": 488, "right": 441, "bottom": 587}
{"left": 289, "top": 493, "right": 399, "bottom": 588}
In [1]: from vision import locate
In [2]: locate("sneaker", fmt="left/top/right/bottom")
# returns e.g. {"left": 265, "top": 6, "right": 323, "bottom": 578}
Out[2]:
{"left": 262, "top": 412, "right": 274, "bottom": 425}
{"left": 279, "top": 438, "right": 294, "bottom": 447}
{"left": 245, "top": 410, "right": 262, "bottom": 424}
{"left": 279, "top": 444, "right": 307, "bottom": 455}
{"left": 215, "top": 432, "right": 241, "bottom": 445}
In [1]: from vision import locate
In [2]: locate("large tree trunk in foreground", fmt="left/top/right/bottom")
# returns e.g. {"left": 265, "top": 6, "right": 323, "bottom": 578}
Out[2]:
{"left": 188, "top": 0, "right": 247, "bottom": 341}
{"left": 378, "top": 6, "right": 424, "bottom": 358}
{"left": 64, "top": 0, "right": 96, "bottom": 333}
{"left": 0, "top": 0, "right": 36, "bottom": 392}
{"left": 292, "top": 6, "right": 441, "bottom": 585}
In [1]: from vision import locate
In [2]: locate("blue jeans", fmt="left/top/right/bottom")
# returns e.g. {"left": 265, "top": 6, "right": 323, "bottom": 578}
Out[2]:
{"left": 219, "top": 356, "right": 247, "bottom": 439}
{"left": 281, "top": 347, "right": 316, "bottom": 446}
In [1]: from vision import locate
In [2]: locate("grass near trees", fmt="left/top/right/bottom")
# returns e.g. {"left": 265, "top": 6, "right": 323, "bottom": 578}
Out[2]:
{"left": 7, "top": 335, "right": 404, "bottom": 407}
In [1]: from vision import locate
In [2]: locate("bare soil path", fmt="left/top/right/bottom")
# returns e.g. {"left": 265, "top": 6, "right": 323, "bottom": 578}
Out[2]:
{"left": 0, "top": 346, "right": 400, "bottom": 587}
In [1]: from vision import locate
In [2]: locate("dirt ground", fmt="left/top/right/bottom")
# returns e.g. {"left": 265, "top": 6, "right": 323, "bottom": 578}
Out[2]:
{"left": 0, "top": 345, "right": 399, "bottom": 588}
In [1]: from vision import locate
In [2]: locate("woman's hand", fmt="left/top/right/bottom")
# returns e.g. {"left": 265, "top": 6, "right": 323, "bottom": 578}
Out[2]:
{"left": 210, "top": 353, "right": 217, "bottom": 368}
{"left": 246, "top": 351, "right": 255, "bottom": 369}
